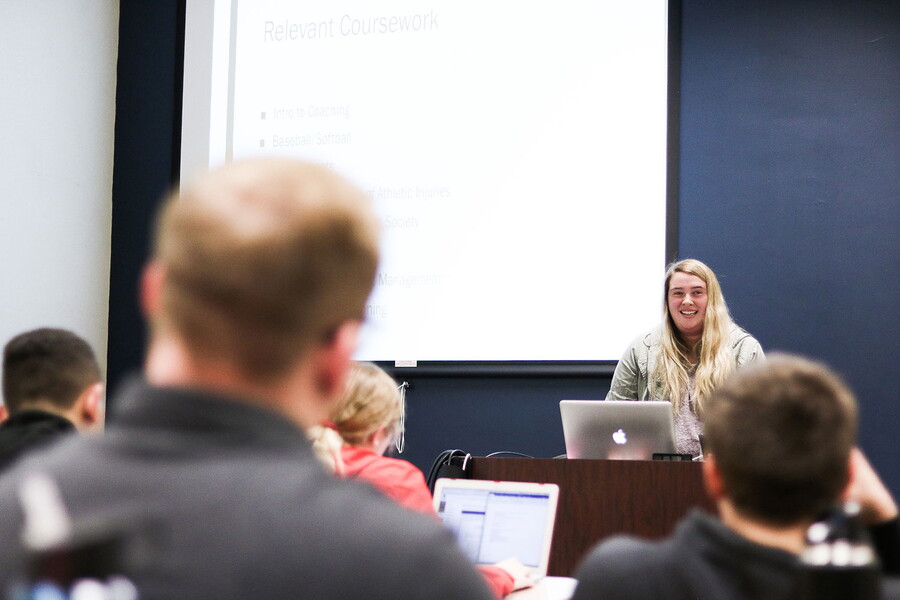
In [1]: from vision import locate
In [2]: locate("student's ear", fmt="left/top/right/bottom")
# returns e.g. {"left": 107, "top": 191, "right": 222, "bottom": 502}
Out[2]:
{"left": 368, "top": 426, "right": 390, "bottom": 456}
{"left": 0, "top": 405, "right": 7, "bottom": 423}
{"left": 314, "top": 321, "right": 361, "bottom": 400}
{"left": 140, "top": 260, "right": 166, "bottom": 319}
{"left": 702, "top": 455, "right": 726, "bottom": 501}
{"left": 77, "top": 382, "right": 105, "bottom": 431}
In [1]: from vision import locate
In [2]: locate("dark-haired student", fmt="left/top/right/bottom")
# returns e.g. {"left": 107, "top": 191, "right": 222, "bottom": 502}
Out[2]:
{"left": 573, "top": 354, "right": 900, "bottom": 600}
{"left": 0, "top": 327, "right": 103, "bottom": 472}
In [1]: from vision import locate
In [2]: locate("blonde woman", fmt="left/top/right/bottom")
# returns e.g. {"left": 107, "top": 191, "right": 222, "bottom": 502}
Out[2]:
{"left": 606, "top": 259, "right": 764, "bottom": 456}
{"left": 309, "top": 361, "right": 433, "bottom": 513}
{"left": 310, "top": 362, "right": 532, "bottom": 597}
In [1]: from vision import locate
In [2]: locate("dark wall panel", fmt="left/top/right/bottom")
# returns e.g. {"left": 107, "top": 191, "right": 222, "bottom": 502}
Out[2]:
{"left": 399, "top": 375, "right": 610, "bottom": 474}
{"left": 108, "top": 0, "right": 183, "bottom": 394}
{"left": 678, "top": 0, "right": 900, "bottom": 487}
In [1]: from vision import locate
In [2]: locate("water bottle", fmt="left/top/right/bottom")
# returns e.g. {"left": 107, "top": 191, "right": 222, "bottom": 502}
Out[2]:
{"left": 7, "top": 474, "right": 139, "bottom": 600}
{"left": 799, "top": 501, "right": 882, "bottom": 600}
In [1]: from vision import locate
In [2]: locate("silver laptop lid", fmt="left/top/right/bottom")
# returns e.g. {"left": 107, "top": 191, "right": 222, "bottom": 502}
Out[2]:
{"left": 559, "top": 399, "right": 677, "bottom": 460}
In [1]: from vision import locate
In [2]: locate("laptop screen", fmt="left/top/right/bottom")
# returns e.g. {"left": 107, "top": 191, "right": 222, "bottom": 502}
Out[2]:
{"left": 433, "top": 479, "right": 559, "bottom": 574}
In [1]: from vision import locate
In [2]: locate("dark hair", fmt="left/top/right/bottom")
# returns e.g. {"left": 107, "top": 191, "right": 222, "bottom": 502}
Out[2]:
{"left": 2, "top": 328, "right": 102, "bottom": 413}
{"left": 704, "top": 353, "right": 856, "bottom": 526}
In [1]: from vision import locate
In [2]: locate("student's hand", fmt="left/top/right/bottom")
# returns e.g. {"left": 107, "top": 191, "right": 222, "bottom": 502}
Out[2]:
{"left": 845, "top": 447, "right": 899, "bottom": 525}
{"left": 494, "top": 558, "right": 534, "bottom": 591}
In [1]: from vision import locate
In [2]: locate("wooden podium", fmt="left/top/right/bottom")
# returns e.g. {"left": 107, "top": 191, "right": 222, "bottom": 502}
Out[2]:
{"left": 470, "top": 457, "right": 716, "bottom": 576}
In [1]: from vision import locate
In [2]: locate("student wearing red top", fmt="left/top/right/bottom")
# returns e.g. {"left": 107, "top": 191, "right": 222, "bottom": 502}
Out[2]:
{"left": 310, "top": 362, "right": 531, "bottom": 597}
{"left": 339, "top": 444, "right": 434, "bottom": 514}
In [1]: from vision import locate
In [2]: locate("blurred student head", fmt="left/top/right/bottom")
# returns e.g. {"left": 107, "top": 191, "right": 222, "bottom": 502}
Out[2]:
{"left": 141, "top": 158, "right": 380, "bottom": 426}
{"left": 703, "top": 353, "right": 857, "bottom": 527}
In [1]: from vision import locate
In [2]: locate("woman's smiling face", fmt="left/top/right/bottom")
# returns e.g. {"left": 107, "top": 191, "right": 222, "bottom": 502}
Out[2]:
{"left": 667, "top": 271, "right": 708, "bottom": 342}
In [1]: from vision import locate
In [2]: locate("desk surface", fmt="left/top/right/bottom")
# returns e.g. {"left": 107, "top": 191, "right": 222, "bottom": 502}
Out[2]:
{"left": 508, "top": 577, "right": 577, "bottom": 600}
{"left": 470, "top": 457, "right": 715, "bottom": 576}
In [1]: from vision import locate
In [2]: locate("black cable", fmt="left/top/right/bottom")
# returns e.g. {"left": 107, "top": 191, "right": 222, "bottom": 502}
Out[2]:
{"left": 426, "top": 449, "right": 470, "bottom": 493}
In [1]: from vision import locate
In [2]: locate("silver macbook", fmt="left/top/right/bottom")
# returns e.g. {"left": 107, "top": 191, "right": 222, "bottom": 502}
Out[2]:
{"left": 559, "top": 399, "right": 677, "bottom": 460}
{"left": 433, "top": 478, "right": 560, "bottom": 580}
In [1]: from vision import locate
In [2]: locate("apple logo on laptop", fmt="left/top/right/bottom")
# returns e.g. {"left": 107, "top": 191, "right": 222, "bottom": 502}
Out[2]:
{"left": 612, "top": 428, "right": 627, "bottom": 445}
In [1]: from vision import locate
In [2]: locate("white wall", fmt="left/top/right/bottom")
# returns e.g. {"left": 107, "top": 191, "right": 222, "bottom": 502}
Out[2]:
{"left": 0, "top": 1, "right": 118, "bottom": 385}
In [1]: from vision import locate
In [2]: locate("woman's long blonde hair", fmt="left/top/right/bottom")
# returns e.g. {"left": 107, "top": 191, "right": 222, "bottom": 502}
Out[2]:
{"left": 654, "top": 259, "right": 735, "bottom": 414}
{"left": 308, "top": 362, "right": 404, "bottom": 474}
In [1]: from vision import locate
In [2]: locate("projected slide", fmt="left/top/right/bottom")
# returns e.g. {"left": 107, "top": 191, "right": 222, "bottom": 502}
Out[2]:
{"left": 182, "top": 0, "right": 671, "bottom": 364}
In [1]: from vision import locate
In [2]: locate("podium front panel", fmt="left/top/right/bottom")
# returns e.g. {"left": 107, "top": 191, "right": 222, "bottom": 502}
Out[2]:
{"left": 469, "top": 457, "right": 715, "bottom": 576}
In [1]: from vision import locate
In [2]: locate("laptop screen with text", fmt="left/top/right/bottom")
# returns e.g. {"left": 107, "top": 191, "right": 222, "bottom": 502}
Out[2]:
{"left": 433, "top": 479, "right": 559, "bottom": 578}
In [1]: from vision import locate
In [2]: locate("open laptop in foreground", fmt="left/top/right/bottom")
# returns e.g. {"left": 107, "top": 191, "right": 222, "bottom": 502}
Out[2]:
{"left": 559, "top": 399, "right": 677, "bottom": 460}
{"left": 433, "top": 478, "right": 560, "bottom": 582}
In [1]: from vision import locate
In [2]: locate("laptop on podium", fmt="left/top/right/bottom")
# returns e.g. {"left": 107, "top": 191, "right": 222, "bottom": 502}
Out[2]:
{"left": 559, "top": 399, "right": 677, "bottom": 460}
